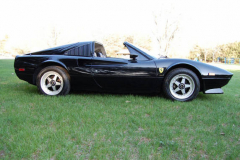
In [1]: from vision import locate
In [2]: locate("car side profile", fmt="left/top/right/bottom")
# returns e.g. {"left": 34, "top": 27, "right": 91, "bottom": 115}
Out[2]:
{"left": 14, "top": 41, "right": 233, "bottom": 101}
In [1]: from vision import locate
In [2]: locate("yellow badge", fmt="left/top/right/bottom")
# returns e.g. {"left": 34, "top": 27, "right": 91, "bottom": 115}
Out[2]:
{"left": 159, "top": 67, "right": 164, "bottom": 73}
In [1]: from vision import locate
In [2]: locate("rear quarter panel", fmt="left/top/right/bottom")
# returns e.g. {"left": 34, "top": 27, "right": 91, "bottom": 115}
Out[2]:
{"left": 14, "top": 55, "right": 79, "bottom": 84}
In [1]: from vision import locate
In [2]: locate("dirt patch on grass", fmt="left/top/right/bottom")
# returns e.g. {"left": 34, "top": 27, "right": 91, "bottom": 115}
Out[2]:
{"left": 139, "top": 137, "right": 151, "bottom": 144}
{"left": 0, "top": 150, "right": 5, "bottom": 158}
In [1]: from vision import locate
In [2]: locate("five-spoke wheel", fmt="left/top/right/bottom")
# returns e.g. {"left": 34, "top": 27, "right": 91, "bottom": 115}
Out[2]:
{"left": 163, "top": 68, "right": 200, "bottom": 101}
{"left": 37, "top": 66, "right": 70, "bottom": 96}
{"left": 40, "top": 71, "right": 63, "bottom": 95}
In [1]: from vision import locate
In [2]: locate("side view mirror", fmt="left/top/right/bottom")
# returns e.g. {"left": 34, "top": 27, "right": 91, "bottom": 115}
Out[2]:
{"left": 130, "top": 54, "right": 138, "bottom": 60}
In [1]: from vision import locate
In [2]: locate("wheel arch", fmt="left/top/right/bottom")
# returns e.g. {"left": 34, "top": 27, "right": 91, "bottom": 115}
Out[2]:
{"left": 32, "top": 61, "right": 68, "bottom": 85}
{"left": 165, "top": 63, "right": 203, "bottom": 91}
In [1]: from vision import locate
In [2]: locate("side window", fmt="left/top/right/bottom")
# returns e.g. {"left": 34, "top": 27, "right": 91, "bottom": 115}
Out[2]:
{"left": 115, "top": 49, "right": 149, "bottom": 60}
{"left": 94, "top": 43, "right": 107, "bottom": 58}
{"left": 116, "top": 49, "right": 130, "bottom": 59}
{"left": 127, "top": 47, "right": 149, "bottom": 61}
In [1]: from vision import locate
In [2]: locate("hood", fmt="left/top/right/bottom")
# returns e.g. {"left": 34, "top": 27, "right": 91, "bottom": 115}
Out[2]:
{"left": 155, "top": 58, "right": 233, "bottom": 77}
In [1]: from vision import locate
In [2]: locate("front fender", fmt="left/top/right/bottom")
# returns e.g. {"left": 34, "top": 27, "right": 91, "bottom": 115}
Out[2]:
{"left": 154, "top": 59, "right": 202, "bottom": 77}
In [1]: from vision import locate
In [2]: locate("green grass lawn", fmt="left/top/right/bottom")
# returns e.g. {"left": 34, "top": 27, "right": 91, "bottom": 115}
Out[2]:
{"left": 0, "top": 60, "right": 239, "bottom": 159}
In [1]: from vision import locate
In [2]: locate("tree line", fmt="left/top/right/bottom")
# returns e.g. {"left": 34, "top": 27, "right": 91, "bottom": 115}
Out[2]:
{"left": 189, "top": 41, "right": 240, "bottom": 62}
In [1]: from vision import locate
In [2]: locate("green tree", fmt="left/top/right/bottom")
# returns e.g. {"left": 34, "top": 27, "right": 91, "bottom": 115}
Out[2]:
{"left": 189, "top": 41, "right": 240, "bottom": 63}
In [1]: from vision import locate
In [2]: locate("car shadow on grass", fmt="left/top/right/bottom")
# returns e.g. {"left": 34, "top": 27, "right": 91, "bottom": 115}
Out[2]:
{"left": 12, "top": 83, "right": 215, "bottom": 102}
{"left": 196, "top": 92, "right": 222, "bottom": 101}
{"left": 69, "top": 90, "right": 183, "bottom": 102}
{"left": 69, "top": 90, "right": 217, "bottom": 102}
{"left": 70, "top": 89, "right": 163, "bottom": 97}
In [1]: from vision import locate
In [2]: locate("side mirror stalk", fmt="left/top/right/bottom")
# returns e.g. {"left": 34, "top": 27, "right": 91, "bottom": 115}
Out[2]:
{"left": 130, "top": 54, "right": 138, "bottom": 61}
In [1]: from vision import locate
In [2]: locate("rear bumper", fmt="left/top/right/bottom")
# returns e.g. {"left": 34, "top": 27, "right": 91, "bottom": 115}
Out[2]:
{"left": 14, "top": 56, "right": 36, "bottom": 85}
{"left": 15, "top": 72, "right": 34, "bottom": 84}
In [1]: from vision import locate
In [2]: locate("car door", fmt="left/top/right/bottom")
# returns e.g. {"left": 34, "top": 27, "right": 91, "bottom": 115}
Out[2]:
{"left": 91, "top": 57, "right": 158, "bottom": 92}
{"left": 68, "top": 56, "right": 99, "bottom": 91}
{"left": 65, "top": 42, "right": 99, "bottom": 90}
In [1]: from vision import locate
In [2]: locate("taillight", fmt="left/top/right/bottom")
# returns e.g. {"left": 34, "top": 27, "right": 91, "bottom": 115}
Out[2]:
{"left": 19, "top": 68, "right": 25, "bottom": 71}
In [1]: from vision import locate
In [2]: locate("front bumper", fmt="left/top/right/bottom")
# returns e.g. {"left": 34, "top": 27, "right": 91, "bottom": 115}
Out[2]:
{"left": 204, "top": 88, "right": 224, "bottom": 94}
{"left": 202, "top": 74, "right": 233, "bottom": 94}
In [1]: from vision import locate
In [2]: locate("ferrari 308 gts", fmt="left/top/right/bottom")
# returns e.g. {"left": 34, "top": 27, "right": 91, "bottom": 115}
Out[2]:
{"left": 14, "top": 41, "right": 233, "bottom": 101}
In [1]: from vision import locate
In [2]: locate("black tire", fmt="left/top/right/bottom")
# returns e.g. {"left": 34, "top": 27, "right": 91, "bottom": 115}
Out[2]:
{"left": 36, "top": 66, "right": 70, "bottom": 96}
{"left": 163, "top": 68, "right": 200, "bottom": 101}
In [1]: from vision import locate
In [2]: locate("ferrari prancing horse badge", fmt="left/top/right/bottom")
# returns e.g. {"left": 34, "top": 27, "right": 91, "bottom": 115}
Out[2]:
{"left": 159, "top": 67, "right": 164, "bottom": 73}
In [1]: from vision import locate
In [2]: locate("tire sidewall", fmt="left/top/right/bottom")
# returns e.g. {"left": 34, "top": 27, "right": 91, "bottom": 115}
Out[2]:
{"left": 36, "top": 66, "right": 70, "bottom": 96}
{"left": 163, "top": 68, "right": 200, "bottom": 101}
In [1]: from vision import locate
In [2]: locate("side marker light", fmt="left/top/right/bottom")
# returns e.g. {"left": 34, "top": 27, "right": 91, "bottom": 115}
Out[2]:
{"left": 208, "top": 73, "right": 215, "bottom": 76}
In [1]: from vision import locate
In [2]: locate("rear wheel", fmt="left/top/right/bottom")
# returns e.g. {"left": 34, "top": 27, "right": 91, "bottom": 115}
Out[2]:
{"left": 163, "top": 68, "right": 200, "bottom": 101}
{"left": 36, "top": 66, "right": 70, "bottom": 96}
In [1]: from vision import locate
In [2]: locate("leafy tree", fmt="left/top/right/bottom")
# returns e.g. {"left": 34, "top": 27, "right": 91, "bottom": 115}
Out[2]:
{"left": 218, "top": 42, "right": 240, "bottom": 58}
{"left": 189, "top": 41, "right": 240, "bottom": 62}
{"left": 189, "top": 45, "right": 205, "bottom": 61}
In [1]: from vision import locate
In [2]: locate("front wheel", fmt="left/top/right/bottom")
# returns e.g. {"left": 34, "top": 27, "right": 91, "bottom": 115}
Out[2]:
{"left": 36, "top": 66, "right": 70, "bottom": 96}
{"left": 163, "top": 68, "right": 200, "bottom": 101}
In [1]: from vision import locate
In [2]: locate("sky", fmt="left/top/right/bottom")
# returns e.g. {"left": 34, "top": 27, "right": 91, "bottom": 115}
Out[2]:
{"left": 1, "top": 0, "right": 240, "bottom": 56}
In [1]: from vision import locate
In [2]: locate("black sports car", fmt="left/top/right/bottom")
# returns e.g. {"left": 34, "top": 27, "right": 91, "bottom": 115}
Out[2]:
{"left": 14, "top": 41, "right": 233, "bottom": 101}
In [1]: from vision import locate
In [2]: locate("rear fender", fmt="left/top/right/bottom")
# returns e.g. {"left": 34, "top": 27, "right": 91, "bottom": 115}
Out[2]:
{"left": 32, "top": 60, "right": 68, "bottom": 85}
